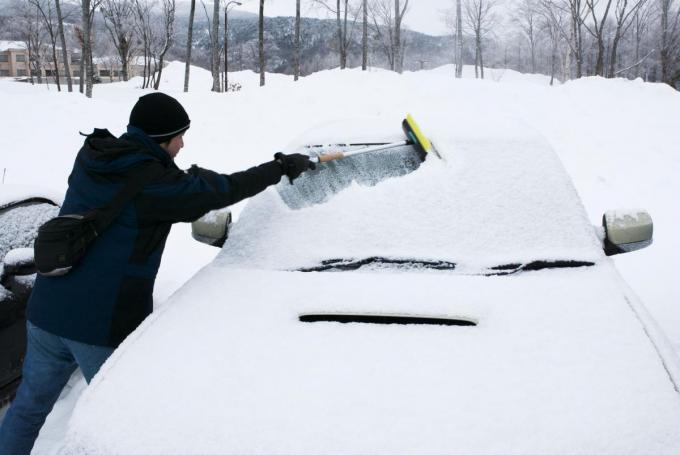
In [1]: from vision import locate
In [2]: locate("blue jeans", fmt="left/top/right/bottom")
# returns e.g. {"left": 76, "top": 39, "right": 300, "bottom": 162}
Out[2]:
{"left": 0, "top": 321, "right": 114, "bottom": 455}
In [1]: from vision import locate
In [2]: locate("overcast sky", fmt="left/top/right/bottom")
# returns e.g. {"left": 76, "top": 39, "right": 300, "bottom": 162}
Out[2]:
{"left": 210, "top": 0, "right": 455, "bottom": 37}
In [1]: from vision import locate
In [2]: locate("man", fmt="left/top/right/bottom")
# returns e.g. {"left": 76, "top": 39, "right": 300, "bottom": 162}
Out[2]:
{"left": 0, "top": 92, "right": 315, "bottom": 454}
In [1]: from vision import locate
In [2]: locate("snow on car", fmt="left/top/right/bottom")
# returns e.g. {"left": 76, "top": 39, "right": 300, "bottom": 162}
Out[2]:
{"left": 0, "top": 185, "right": 61, "bottom": 409}
{"left": 64, "top": 117, "right": 680, "bottom": 454}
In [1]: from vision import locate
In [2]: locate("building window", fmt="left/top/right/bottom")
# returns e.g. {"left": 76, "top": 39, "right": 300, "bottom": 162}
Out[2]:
{"left": 17, "top": 69, "right": 27, "bottom": 76}
{"left": 0, "top": 70, "right": 9, "bottom": 76}
{"left": 113, "top": 70, "right": 121, "bottom": 77}
{"left": 15, "top": 54, "right": 26, "bottom": 62}
{"left": 100, "top": 70, "right": 111, "bottom": 77}
{"left": 0, "top": 54, "right": 8, "bottom": 63}
{"left": 71, "top": 56, "right": 81, "bottom": 64}
{"left": 45, "top": 69, "right": 55, "bottom": 76}
{"left": 73, "top": 70, "right": 80, "bottom": 77}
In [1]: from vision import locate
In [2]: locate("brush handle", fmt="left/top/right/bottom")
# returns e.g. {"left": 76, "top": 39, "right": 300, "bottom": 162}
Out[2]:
{"left": 315, "top": 152, "right": 345, "bottom": 163}
{"left": 310, "top": 141, "right": 409, "bottom": 164}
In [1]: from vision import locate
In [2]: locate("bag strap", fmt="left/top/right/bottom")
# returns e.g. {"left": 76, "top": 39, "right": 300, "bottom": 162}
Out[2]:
{"left": 93, "top": 162, "right": 166, "bottom": 234}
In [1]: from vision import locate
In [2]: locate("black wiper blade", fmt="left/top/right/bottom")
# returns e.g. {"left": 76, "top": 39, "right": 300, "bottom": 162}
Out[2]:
{"left": 299, "top": 257, "right": 457, "bottom": 272}
{"left": 487, "top": 260, "right": 595, "bottom": 276}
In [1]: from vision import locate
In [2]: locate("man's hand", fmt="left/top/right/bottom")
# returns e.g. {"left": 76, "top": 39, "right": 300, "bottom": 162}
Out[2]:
{"left": 274, "top": 152, "right": 317, "bottom": 184}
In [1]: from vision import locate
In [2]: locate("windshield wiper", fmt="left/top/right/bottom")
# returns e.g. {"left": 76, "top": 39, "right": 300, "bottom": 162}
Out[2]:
{"left": 298, "top": 257, "right": 457, "bottom": 272}
{"left": 487, "top": 260, "right": 595, "bottom": 276}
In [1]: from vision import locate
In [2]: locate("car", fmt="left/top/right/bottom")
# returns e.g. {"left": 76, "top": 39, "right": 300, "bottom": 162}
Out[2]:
{"left": 64, "top": 118, "right": 680, "bottom": 454}
{"left": 0, "top": 186, "right": 61, "bottom": 409}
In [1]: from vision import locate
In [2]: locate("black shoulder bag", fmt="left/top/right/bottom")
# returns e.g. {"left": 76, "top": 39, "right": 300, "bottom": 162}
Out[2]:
{"left": 34, "top": 163, "right": 165, "bottom": 277}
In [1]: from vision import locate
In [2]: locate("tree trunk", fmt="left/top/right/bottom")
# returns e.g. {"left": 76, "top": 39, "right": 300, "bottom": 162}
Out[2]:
{"left": 184, "top": 0, "right": 195, "bottom": 92}
{"left": 295, "top": 0, "right": 300, "bottom": 80}
{"left": 660, "top": 0, "right": 670, "bottom": 83}
{"left": 79, "top": 43, "right": 84, "bottom": 92}
{"left": 259, "top": 0, "right": 265, "bottom": 86}
{"left": 478, "top": 36, "right": 484, "bottom": 79}
{"left": 456, "top": 0, "right": 462, "bottom": 78}
{"left": 211, "top": 0, "right": 220, "bottom": 91}
{"left": 50, "top": 42, "right": 61, "bottom": 91}
{"left": 362, "top": 0, "right": 367, "bottom": 70}
{"left": 394, "top": 0, "right": 402, "bottom": 73}
{"left": 55, "top": 0, "right": 72, "bottom": 92}
{"left": 336, "top": 0, "right": 344, "bottom": 69}
{"left": 82, "top": 0, "right": 93, "bottom": 98}
{"left": 224, "top": 6, "right": 236, "bottom": 88}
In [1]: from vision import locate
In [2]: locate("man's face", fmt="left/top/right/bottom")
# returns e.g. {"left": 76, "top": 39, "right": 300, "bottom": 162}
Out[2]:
{"left": 161, "top": 132, "right": 185, "bottom": 159}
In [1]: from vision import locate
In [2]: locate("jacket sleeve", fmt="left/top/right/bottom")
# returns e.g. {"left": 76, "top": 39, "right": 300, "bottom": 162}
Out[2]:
{"left": 135, "top": 160, "right": 283, "bottom": 224}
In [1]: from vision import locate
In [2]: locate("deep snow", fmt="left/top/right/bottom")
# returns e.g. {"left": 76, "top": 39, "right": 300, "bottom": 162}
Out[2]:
{"left": 1, "top": 61, "right": 679, "bottom": 452}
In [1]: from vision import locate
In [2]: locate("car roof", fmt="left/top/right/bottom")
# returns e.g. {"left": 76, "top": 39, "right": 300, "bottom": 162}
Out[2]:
{"left": 217, "top": 118, "right": 604, "bottom": 272}
{"left": 0, "top": 184, "right": 62, "bottom": 210}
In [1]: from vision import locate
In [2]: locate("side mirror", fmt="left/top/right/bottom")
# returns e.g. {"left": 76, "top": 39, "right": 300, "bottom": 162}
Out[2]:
{"left": 191, "top": 209, "right": 232, "bottom": 248}
{"left": 602, "top": 210, "right": 653, "bottom": 256}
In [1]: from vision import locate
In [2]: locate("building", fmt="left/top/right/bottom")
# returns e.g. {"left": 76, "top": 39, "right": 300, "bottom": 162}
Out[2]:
{"left": 0, "top": 41, "right": 30, "bottom": 77}
{"left": 0, "top": 40, "right": 147, "bottom": 82}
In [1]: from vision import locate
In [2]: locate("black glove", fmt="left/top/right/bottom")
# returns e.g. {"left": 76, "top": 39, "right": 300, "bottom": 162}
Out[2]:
{"left": 274, "top": 152, "right": 316, "bottom": 184}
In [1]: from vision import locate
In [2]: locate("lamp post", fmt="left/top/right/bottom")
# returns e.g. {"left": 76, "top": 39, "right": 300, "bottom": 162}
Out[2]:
{"left": 224, "top": 1, "right": 241, "bottom": 92}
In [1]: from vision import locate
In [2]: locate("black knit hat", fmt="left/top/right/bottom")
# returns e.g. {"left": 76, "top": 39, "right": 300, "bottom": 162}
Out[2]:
{"left": 129, "top": 93, "right": 191, "bottom": 144}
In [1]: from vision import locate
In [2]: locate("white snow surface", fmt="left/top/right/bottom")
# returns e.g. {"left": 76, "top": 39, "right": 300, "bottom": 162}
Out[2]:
{"left": 3, "top": 247, "right": 34, "bottom": 267}
{"left": 64, "top": 265, "right": 680, "bottom": 454}
{"left": 218, "top": 126, "right": 604, "bottom": 271}
{"left": 0, "top": 184, "right": 63, "bottom": 209}
{"left": 1, "top": 61, "right": 680, "bottom": 452}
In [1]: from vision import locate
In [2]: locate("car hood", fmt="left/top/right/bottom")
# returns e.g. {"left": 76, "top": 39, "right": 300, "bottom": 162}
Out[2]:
{"left": 66, "top": 264, "right": 680, "bottom": 454}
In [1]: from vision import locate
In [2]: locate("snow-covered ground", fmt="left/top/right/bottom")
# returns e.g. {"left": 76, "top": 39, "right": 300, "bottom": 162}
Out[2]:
{"left": 1, "top": 61, "right": 679, "bottom": 452}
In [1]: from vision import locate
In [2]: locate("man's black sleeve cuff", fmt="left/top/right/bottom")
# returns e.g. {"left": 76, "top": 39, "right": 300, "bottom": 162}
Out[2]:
{"left": 224, "top": 160, "right": 283, "bottom": 205}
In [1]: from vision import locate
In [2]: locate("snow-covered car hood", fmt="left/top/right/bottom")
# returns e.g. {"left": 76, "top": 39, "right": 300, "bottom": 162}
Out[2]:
{"left": 217, "top": 128, "right": 604, "bottom": 272}
{"left": 66, "top": 264, "right": 680, "bottom": 454}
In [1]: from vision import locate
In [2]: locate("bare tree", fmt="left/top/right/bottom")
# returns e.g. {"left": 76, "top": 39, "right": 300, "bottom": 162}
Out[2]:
{"left": 313, "top": 0, "right": 360, "bottom": 69}
{"left": 607, "top": 0, "right": 648, "bottom": 77}
{"left": 55, "top": 0, "right": 73, "bottom": 91}
{"left": 539, "top": 0, "right": 567, "bottom": 84}
{"left": 295, "top": 0, "right": 301, "bottom": 79}
{"left": 81, "top": 0, "right": 94, "bottom": 96}
{"left": 630, "top": 1, "right": 652, "bottom": 78}
{"left": 133, "top": 0, "right": 154, "bottom": 88}
{"left": 184, "top": 0, "right": 196, "bottom": 92}
{"left": 30, "top": 0, "right": 62, "bottom": 90}
{"left": 153, "top": 0, "right": 175, "bottom": 89}
{"left": 369, "top": 0, "right": 407, "bottom": 71}
{"left": 393, "top": 0, "right": 409, "bottom": 73}
{"left": 660, "top": 0, "right": 680, "bottom": 86}
{"left": 259, "top": 0, "right": 264, "bottom": 86}
{"left": 362, "top": 0, "right": 368, "bottom": 70}
{"left": 101, "top": 0, "right": 135, "bottom": 81}
{"left": 456, "top": 0, "right": 463, "bottom": 77}
{"left": 514, "top": 0, "right": 540, "bottom": 73}
{"left": 211, "top": 0, "right": 220, "bottom": 91}
{"left": 583, "top": 0, "right": 614, "bottom": 76}
{"left": 465, "top": 0, "right": 497, "bottom": 79}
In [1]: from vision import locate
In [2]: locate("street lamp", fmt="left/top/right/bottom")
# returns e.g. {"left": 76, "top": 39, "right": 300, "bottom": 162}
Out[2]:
{"left": 224, "top": 1, "right": 242, "bottom": 92}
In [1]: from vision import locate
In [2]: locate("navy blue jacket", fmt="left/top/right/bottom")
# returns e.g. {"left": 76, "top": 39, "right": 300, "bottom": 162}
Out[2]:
{"left": 28, "top": 127, "right": 283, "bottom": 347}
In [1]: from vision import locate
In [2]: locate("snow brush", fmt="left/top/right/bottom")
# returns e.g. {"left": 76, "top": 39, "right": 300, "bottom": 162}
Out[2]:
{"left": 309, "top": 114, "right": 441, "bottom": 164}
{"left": 276, "top": 114, "right": 440, "bottom": 209}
